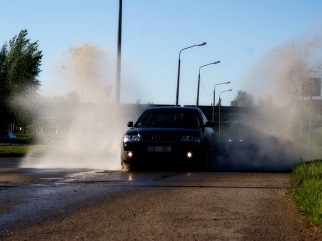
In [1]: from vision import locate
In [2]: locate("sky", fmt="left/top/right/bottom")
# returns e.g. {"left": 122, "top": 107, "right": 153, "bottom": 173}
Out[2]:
{"left": 1, "top": 0, "right": 322, "bottom": 106}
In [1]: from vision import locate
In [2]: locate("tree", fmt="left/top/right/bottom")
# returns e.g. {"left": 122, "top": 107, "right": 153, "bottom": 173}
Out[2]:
{"left": 0, "top": 29, "right": 42, "bottom": 128}
{"left": 230, "top": 90, "right": 254, "bottom": 107}
{"left": 215, "top": 97, "right": 222, "bottom": 106}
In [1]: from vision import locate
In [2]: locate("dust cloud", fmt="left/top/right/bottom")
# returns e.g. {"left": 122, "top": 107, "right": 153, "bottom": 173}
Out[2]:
{"left": 213, "top": 36, "right": 322, "bottom": 172}
{"left": 21, "top": 43, "right": 131, "bottom": 170}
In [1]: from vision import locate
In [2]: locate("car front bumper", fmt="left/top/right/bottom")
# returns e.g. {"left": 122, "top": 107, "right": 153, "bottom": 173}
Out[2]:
{"left": 121, "top": 141, "right": 204, "bottom": 166}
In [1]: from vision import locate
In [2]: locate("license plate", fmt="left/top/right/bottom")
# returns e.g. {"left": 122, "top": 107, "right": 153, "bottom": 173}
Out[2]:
{"left": 147, "top": 146, "right": 172, "bottom": 152}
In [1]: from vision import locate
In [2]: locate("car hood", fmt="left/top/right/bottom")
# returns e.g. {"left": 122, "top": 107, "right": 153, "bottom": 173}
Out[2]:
{"left": 125, "top": 127, "right": 200, "bottom": 136}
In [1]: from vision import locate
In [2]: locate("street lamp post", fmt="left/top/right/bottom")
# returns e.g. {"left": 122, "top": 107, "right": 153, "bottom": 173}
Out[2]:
{"left": 116, "top": 0, "right": 122, "bottom": 104}
{"left": 176, "top": 42, "right": 207, "bottom": 106}
{"left": 218, "top": 89, "right": 232, "bottom": 139}
{"left": 212, "top": 82, "right": 230, "bottom": 122}
{"left": 196, "top": 61, "right": 220, "bottom": 107}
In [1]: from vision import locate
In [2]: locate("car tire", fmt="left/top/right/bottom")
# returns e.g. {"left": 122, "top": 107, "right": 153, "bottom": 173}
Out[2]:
{"left": 121, "top": 160, "right": 129, "bottom": 171}
{"left": 121, "top": 159, "right": 137, "bottom": 171}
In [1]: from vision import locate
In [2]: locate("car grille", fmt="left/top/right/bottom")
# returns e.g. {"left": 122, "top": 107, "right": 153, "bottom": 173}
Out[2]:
{"left": 142, "top": 134, "right": 178, "bottom": 142}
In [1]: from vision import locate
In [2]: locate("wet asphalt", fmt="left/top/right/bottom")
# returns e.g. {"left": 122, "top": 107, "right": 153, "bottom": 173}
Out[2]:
{"left": 0, "top": 157, "right": 224, "bottom": 233}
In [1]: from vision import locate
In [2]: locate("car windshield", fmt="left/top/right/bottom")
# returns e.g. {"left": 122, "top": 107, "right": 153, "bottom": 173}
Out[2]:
{"left": 135, "top": 109, "right": 201, "bottom": 128}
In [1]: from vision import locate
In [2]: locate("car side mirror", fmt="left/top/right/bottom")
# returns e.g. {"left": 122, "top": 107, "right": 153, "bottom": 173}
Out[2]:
{"left": 127, "top": 121, "right": 134, "bottom": 127}
{"left": 201, "top": 121, "right": 215, "bottom": 133}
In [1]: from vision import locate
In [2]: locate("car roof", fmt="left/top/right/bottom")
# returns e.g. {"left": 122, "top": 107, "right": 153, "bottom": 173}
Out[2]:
{"left": 145, "top": 106, "right": 201, "bottom": 111}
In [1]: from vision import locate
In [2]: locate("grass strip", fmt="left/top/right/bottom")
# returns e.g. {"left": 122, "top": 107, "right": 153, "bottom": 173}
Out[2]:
{"left": 291, "top": 160, "right": 322, "bottom": 225}
{"left": 0, "top": 144, "right": 52, "bottom": 156}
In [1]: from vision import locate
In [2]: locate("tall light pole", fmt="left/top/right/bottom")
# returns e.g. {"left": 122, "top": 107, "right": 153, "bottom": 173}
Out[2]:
{"left": 212, "top": 81, "right": 230, "bottom": 122}
{"left": 196, "top": 61, "right": 220, "bottom": 107}
{"left": 116, "top": 0, "right": 122, "bottom": 104}
{"left": 218, "top": 89, "right": 232, "bottom": 139}
{"left": 176, "top": 42, "right": 207, "bottom": 106}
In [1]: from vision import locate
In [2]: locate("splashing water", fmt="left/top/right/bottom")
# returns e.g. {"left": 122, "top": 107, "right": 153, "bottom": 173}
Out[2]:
{"left": 245, "top": 37, "right": 322, "bottom": 144}
{"left": 19, "top": 35, "right": 322, "bottom": 171}
{"left": 21, "top": 43, "right": 129, "bottom": 169}
{"left": 213, "top": 36, "right": 322, "bottom": 171}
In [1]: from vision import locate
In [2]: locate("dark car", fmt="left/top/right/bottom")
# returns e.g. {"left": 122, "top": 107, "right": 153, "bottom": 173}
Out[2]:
{"left": 121, "top": 106, "right": 216, "bottom": 170}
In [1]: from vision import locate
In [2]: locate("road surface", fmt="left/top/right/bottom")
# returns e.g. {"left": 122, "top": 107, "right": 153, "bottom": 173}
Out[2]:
{"left": 0, "top": 158, "right": 321, "bottom": 240}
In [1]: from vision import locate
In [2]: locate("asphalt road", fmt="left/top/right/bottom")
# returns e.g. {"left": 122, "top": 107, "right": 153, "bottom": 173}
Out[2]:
{"left": 0, "top": 158, "right": 321, "bottom": 240}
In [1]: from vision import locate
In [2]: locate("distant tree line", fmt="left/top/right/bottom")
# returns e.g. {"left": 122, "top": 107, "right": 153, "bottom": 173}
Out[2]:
{"left": 230, "top": 90, "right": 254, "bottom": 107}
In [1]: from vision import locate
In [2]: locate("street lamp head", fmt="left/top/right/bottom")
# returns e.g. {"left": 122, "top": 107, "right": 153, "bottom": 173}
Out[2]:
{"left": 214, "top": 81, "right": 230, "bottom": 88}
{"left": 219, "top": 89, "right": 232, "bottom": 96}
{"left": 212, "top": 61, "right": 220, "bottom": 64}
{"left": 177, "top": 42, "right": 207, "bottom": 106}
{"left": 198, "top": 42, "right": 207, "bottom": 46}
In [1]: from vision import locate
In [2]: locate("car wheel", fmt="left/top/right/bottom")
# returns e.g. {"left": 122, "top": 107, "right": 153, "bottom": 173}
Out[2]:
{"left": 121, "top": 159, "right": 129, "bottom": 171}
{"left": 121, "top": 159, "right": 136, "bottom": 171}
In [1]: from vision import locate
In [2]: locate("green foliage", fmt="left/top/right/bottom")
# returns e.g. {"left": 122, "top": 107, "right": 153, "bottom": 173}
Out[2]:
{"left": 0, "top": 144, "right": 50, "bottom": 156}
{"left": 291, "top": 160, "right": 322, "bottom": 225}
{"left": 215, "top": 97, "right": 221, "bottom": 106}
{"left": 230, "top": 90, "right": 254, "bottom": 107}
{"left": 0, "top": 29, "right": 42, "bottom": 128}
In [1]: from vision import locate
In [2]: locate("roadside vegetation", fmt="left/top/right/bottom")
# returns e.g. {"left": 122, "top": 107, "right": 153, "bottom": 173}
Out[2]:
{"left": 0, "top": 133, "right": 52, "bottom": 156}
{"left": 0, "top": 143, "right": 50, "bottom": 157}
{"left": 290, "top": 126, "right": 322, "bottom": 226}
{"left": 291, "top": 160, "right": 322, "bottom": 225}
{"left": 0, "top": 133, "right": 31, "bottom": 156}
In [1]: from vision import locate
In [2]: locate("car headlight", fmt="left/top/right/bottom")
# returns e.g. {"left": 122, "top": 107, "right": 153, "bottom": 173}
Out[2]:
{"left": 123, "top": 134, "right": 141, "bottom": 142}
{"left": 180, "top": 135, "right": 200, "bottom": 142}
